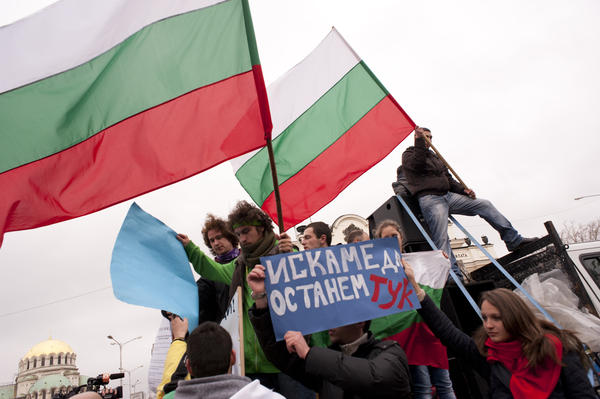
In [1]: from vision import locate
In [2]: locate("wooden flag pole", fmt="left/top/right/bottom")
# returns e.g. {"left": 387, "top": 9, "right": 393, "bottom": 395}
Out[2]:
{"left": 266, "top": 137, "right": 285, "bottom": 232}
{"left": 422, "top": 134, "right": 469, "bottom": 191}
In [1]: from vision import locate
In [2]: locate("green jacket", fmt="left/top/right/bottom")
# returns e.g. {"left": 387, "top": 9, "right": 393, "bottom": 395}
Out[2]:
{"left": 184, "top": 241, "right": 279, "bottom": 374}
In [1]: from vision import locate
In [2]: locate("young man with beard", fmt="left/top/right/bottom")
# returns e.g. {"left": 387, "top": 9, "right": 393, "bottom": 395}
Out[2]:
{"left": 176, "top": 201, "right": 314, "bottom": 398}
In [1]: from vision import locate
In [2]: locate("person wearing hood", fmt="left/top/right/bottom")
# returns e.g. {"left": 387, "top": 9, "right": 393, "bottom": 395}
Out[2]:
{"left": 169, "top": 317, "right": 283, "bottom": 399}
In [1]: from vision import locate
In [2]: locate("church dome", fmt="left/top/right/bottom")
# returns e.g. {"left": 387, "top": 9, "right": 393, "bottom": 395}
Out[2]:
{"left": 22, "top": 339, "right": 74, "bottom": 360}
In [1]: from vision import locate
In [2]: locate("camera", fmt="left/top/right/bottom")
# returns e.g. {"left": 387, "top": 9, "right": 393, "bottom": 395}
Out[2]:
{"left": 52, "top": 373, "right": 124, "bottom": 399}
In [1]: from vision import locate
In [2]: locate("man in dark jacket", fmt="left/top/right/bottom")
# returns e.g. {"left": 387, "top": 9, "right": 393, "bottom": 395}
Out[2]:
{"left": 246, "top": 265, "right": 412, "bottom": 399}
{"left": 401, "top": 127, "right": 535, "bottom": 277}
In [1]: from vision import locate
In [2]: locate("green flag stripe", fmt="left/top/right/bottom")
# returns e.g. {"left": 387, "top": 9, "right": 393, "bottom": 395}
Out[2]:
{"left": 370, "top": 285, "right": 443, "bottom": 338}
{"left": 241, "top": 0, "right": 261, "bottom": 65}
{"left": 234, "top": 62, "right": 386, "bottom": 205}
{"left": 0, "top": 0, "right": 250, "bottom": 174}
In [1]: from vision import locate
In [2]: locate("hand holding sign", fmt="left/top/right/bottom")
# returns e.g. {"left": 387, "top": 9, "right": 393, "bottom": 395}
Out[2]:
{"left": 247, "top": 265, "right": 268, "bottom": 309}
{"left": 170, "top": 316, "right": 188, "bottom": 341}
{"left": 176, "top": 233, "right": 190, "bottom": 247}
{"left": 284, "top": 331, "right": 310, "bottom": 359}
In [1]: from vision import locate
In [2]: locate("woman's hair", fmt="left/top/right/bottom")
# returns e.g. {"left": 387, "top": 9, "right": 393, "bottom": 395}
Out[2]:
{"left": 342, "top": 223, "right": 366, "bottom": 243}
{"left": 374, "top": 219, "right": 404, "bottom": 241}
{"left": 473, "top": 288, "right": 589, "bottom": 369}
{"left": 201, "top": 214, "right": 238, "bottom": 255}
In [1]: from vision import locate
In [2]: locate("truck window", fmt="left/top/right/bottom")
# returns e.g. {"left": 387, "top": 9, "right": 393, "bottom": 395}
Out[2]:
{"left": 580, "top": 252, "right": 600, "bottom": 287}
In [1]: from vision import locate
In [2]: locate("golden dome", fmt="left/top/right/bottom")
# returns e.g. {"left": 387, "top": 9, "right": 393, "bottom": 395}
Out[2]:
{"left": 22, "top": 338, "right": 74, "bottom": 360}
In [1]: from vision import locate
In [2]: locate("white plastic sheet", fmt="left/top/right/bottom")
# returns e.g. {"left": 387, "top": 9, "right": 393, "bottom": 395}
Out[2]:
{"left": 515, "top": 270, "right": 600, "bottom": 352}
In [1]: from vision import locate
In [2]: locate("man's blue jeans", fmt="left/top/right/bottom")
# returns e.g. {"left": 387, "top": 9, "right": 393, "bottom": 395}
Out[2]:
{"left": 410, "top": 365, "right": 456, "bottom": 399}
{"left": 418, "top": 192, "right": 522, "bottom": 277}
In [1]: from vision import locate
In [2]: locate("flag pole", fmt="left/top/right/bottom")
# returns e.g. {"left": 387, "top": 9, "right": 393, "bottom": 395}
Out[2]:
{"left": 241, "top": 0, "right": 284, "bottom": 232}
{"left": 422, "top": 134, "right": 469, "bottom": 190}
{"left": 266, "top": 139, "right": 285, "bottom": 231}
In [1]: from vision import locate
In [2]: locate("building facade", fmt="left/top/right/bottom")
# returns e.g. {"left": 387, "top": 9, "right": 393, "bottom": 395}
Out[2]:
{"left": 2, "top": 339, "right": 87, "bottom": 399}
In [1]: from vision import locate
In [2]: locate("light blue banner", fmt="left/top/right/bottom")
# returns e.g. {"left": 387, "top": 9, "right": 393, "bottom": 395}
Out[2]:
{"left": 261, "top": 237, "right": 420, "bottom": 341}
{"left": 110, "top": 202, "right": 198, "bottom": 331}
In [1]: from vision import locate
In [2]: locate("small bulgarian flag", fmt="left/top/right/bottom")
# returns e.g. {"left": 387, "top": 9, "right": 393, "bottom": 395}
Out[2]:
{"left": 372, "top": 250, "right": 451, "bottom": 368}
{"left": 232, "top": 28, "right": 415, "bottom": 230}
{"left": 0, "top": 0, "right": 271, "bottom": 247}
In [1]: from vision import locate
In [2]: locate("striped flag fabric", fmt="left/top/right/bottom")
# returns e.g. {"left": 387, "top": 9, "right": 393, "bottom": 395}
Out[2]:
{"left": 232, "top": 28, "right": 415, "bottom": 230}
{"left": 0, "top": 0, "right": 271, "bottom": 247}
{"left": 372, "top": 250, "right": 451, "bottom": 368}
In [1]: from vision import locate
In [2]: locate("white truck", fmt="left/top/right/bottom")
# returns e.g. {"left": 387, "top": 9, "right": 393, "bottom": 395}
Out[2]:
{"left": 566, "top": 240, "right": 600, "bottom": 315}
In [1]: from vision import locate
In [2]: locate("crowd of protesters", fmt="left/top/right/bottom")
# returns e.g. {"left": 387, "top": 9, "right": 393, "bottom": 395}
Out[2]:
{"left": 151, "top": 127, "right": 596, "bottom": 398}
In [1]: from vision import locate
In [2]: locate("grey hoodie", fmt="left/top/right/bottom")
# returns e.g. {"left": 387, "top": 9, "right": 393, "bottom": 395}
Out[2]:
{"left": 174, "top": 375, "right": 249, "bottom": 399}
{"left": 174, "top": 375, "right": 284, "bottom": 399}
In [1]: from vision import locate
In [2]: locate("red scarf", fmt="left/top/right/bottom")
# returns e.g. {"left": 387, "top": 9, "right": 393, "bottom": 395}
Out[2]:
{"left": 485, "top": 334, "right": 563, "bottom": 399}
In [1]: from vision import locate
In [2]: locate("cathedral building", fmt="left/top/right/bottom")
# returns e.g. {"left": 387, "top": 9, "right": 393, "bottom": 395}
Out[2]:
{"left": 0, "top": 339, "right": 88, "bottom": 399}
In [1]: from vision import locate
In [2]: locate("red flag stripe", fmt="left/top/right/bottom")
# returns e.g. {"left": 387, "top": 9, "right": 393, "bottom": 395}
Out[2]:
{"left": 261, "top": 95, "right": 415, "bottom": 229}
{"left": 1, "top": 71, "right": 264, "bottom": 235}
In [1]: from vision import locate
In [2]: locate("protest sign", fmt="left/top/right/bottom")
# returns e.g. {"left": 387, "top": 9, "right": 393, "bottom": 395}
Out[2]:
{"left": 110, "top": 202, "right": 198, "bottom": 331}
{"left": 260, "top": 237, "right": 420, "bottom": 340}
{"left": 220, "top": 287, "right": 244, "bottom": 376}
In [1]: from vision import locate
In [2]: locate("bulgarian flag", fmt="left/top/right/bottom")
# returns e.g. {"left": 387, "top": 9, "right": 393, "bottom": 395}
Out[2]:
{"left": 232, "top": 28, "right": 415, "bottom": 229}
{"left": 372, "top": 250, "right": 451, "bottom": 368}
{"left": 0, "top": 0, "right": 271, "bottom": 247}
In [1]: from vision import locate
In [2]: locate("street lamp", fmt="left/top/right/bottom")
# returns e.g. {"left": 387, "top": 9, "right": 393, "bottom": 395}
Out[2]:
{"left": 131, "top": 379, "right": 141, "bottom": 394}
{"left": 123, "top": 365, "right": 143, "bottom": 399}
{"left": 574, "top": 194, "right": 600, "bottom": 200}
{"left": 107, "top": 335, "right": 142, "bottom": 392}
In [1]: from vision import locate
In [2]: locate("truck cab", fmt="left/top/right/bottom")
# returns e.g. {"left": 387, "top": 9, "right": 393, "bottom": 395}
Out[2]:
{"left": 566, "top": 241, "right": 600, "bottom": 315}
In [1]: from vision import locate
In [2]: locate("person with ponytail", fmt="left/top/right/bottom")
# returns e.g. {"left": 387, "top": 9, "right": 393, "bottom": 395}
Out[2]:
{"left": 403, "top": 261, "right": 596, "bottom": 398}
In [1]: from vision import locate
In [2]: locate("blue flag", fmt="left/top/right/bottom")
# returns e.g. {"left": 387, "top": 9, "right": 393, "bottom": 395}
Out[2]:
{"left": 110, "top": 202, "right": 198, "bottom": 331}
{"left": 260, "top": 237, "right": 420, "bottom": 341}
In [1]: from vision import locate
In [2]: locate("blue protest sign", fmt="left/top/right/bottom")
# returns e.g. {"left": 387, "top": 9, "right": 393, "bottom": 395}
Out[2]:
{"left": 260, "top": 237, "right": 420, "bottom": 341}
{"left": 110, "top": 202, "right": 198, "bottom": 331}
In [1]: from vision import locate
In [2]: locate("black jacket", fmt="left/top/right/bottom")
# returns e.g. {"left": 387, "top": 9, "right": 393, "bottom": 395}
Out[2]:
{"left": 401, "top": 137, "right": 464, "bottom": 198}
{"left": 248, "top": 305, "right": 411, "bottom": 399}
{"left": 417, "top": 294, "right": 596, "bottom": 399}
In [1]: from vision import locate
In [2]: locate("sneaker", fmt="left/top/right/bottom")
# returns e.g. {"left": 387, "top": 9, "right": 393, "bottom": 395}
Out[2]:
{"left": 508, "top": 237, "right": 539, "bottom": 252}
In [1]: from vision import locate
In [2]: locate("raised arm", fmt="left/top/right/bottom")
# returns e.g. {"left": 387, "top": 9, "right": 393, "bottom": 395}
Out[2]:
{"left": 401, "top": 128, "right": 429, "bottom": 172}
{"left": 177, "top": 234, "right": 235, "bottom": 284}
{"left": 403, "top": 260, "right": 488, "bottom": 373}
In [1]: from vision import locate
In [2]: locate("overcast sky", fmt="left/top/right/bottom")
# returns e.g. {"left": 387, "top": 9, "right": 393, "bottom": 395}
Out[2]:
{"left": 1, "top": 0, "right": 599, "bottom": 394}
